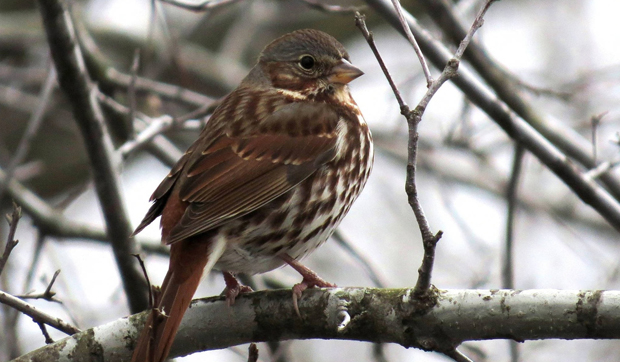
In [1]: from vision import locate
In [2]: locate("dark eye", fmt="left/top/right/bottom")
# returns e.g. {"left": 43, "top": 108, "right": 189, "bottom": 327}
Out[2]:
{"left": 299, "top": 55, "right": 315, "bottom": 70}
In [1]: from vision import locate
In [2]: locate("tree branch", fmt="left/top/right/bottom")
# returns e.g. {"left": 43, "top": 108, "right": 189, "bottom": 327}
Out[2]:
{"left": 0, "top": 65, "right": 56, "bottom": 203}
{"left": 0, "top": 289, "right": 80, "bottom": 336}
{"left": 0, "top": 203, "right": 21, "bottom": 276}
{"left": 14, "top": 288, "right": 620, "bottom": 361}
{"left": 37, "top": 0, "right": 148, "bottom": 313}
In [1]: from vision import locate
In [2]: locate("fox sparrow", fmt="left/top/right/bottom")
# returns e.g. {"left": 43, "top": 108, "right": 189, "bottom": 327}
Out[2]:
{"left": 131, "top": 29, "right": 374, "bottom": 362}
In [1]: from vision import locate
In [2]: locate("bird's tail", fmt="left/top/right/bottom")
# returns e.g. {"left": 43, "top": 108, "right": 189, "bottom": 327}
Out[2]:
{"left": 131, "top": 237, "right": 226, "bottom": 362}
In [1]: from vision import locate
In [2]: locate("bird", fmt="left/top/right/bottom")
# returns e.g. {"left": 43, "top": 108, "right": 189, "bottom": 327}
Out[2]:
{"left": 130, "top": 28, "right": 374, "bottom": 362}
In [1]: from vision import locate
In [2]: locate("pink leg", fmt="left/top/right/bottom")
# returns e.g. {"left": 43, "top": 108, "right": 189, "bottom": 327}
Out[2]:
{"left": 222, "top": 271, "right": 253, "bottom": 306}
{"left": 279, "top": 254, "right": 336, "bottom": 317}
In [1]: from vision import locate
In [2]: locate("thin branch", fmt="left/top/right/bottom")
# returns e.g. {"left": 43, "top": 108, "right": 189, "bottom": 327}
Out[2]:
{"left": 127, "top": 49, "right": 141, "bottom": 137}
{"left": 0, "top": 289, "right": 80, "bottom": 335}
{"left": 332, "top": 230, "right": 388, "bottom": 288}
{"left": 503, "top": 145, "right": 524, "bottom": 290}
{"left": 104, "top": 68, "right": 213, "bottom": 107}
{"left": 37, "top": 322, "right": 54, "bottom": 344}
{"left": 375, "top": 134, "right": 617, "bottom": 233}
{"left": 18, "top": 270, "right": 61, "bottom": 302}
{"left": 584, "top": 159, "right": 620, "bottom": 181}
{"left": 0, "top": 203, "right": 22, "bottom": 276}
{"left": 298, "top": 0, "right": 364, "bottom": 14}
{"left": 132, "top": 254, "right": 153, "bottom": 308}
{"left": 21, "top": 232, "right": 47, "bottom": 300}
{"left": 389, "top": 0, "right": 433, "bottom": 86}
{"left": 355, "top": 12, "right": 439, "bottom": 296}
{"left": 160, "top": 0, "right": 246, "bottom": 11}
{"left": 590, "top": 111, "right": 608, "bottom": 164}
{"left": 37, "top": 0, "right": 148, "bottom": 313}
{"left": 97, "top": 92, "right": 184, "bottom": 166}
{"left": 0, "top": 166, "right": 105, "bottom": 241}
{"left": 355, "top": 0, "right": 493, "bottom": 297}
{"left": 0, "top": 65, "right": 56, "bottom": 202}
{"left": 354, "top": 14, "right": 406, "bottom": 109}
{"left": 118, "top": 114, "right": 175, "bottom": 158}
{"left": 504, "top": 144, "right": 524, "bottom": 362}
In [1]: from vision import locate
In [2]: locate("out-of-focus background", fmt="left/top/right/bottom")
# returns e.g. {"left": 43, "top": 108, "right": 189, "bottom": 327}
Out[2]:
{"left": 1, "top": 0, "right": 620, "bottom": 361}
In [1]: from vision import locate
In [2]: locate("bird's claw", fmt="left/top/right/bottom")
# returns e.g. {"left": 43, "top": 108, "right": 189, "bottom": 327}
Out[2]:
{"left": 291, "top": 277, "right": 336, "bottom": 318}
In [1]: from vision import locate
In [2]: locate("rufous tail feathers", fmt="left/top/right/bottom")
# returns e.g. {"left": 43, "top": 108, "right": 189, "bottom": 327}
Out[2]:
{"left": 131, "top": 237, "right": 226, "bottom": 362}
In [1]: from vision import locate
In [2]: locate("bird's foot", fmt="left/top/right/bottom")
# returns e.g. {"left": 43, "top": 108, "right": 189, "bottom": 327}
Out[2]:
{"left": 222, "top": 271, "right": 253, "bottom": 306}
{"left": 280, "top": 254, "right": 336, "bottom": 317}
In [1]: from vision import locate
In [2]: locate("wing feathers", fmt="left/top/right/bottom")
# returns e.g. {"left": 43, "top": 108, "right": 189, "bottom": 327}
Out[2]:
{"left": 136, "top": 98, "right": 341, "bottom": 243}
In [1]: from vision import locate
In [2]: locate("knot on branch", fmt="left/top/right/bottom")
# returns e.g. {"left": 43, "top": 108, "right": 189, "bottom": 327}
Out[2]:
{"left": 445, "top": 58, "right": 460, "bottom": 78}
{"left": 424, "top": 230, "right": 443, "bottom": 249}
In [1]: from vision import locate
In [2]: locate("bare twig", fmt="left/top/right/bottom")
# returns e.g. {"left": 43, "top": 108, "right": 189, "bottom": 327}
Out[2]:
{"left": 160, "top": 0, "right": 245, "bottom": 11}
{"left": 37, "top": 322, "right": 54, "bottom": 344}
{"left": 115, "top": 106, "right": 213, "bottom": 160}
{"left": 389, "top": 0, "right": 433, "bottom": 86}
{"left": 503, "top": 145, "right": 524, "bottom": 290}
{"left": 355, "top": 12, "right": 440, "bottom": 296}
{"left": 332, "top": 230, "right": 387, "bottom": 288}
{"left": 584, "top": 159, "right": 620, "bottom": 181}
{"left": 97, "top": 92, "right": 185, "bottom": 166}
{"left": 0, "top": 65, "right": 56, "bottom": 202}
{"left": 0, "top": 203, "right": 22, "bottom": 276}
{"left": 298, "top": 0, "right": 364, "bottom": 14}
{"left": 591, "top": 111, "right": 608, "bottom": 164}
{"left": 105, "top": 68, "right": 213, "bottom": 107}
{"left": 127, "top": 49, "right": 141, "bottom": 137}
{"left": 18, "top": 270, "right": 61, "bottom": 302}
{"left": 0, "top": 289, "right": 80, "bottom": 335}
{"left": 21, "top": 232, "right": 47, "bottom": 300}
{"left": 132, "top": 254, "right": 153, "bottom": 308}
{"left": 356, "top": 1, "right": 492, "bottom": 296}
{"left": 37, "top": 0, "right": 148, "bottom": 313}
{"left": 118, "top": 114, "right": 175, "bottom": 158}
{"left": 503, "top": 145, "right": 524, "bottom": 362}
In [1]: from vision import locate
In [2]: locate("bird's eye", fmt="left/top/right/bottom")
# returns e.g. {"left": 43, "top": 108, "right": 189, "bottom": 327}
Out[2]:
{"left": 299, "top": 55, "right": 315, "bottom": 70}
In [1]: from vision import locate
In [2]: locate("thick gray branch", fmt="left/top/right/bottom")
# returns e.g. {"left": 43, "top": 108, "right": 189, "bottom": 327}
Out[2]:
{"left": 14, "top": 288, "right": 620, "bottom": 361}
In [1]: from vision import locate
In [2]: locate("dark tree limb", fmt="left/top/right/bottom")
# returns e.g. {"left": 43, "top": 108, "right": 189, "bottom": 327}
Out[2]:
{"left": 36, "top": 0, "right": 148, "bottom": 313}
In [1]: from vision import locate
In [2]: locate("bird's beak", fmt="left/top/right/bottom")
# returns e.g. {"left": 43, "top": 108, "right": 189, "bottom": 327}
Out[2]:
{"left": 328, "top": 59, "right": 364, "bottom": 84}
